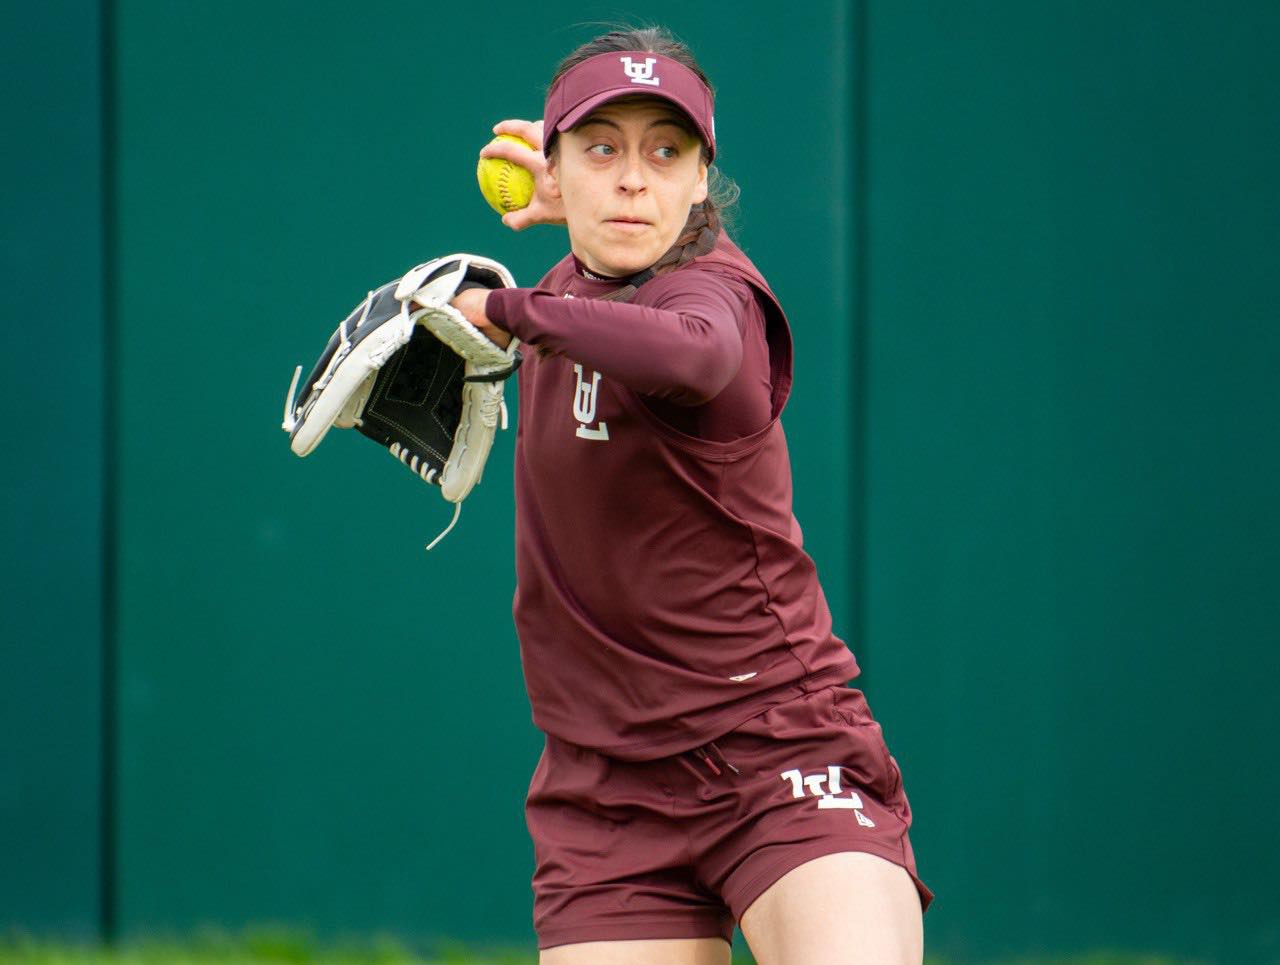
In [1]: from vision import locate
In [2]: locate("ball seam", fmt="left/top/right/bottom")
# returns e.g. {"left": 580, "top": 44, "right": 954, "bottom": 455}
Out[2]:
{"left": 496, "top": 165, "right": 515, "bottom": 212}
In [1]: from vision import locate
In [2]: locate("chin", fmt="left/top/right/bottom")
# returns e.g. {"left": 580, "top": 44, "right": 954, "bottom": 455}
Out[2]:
{"left": 598, "top": 244, "right": 660, "bottom": 277}
{"left": 612, "top": 260, "right": 653, "bottom": 277}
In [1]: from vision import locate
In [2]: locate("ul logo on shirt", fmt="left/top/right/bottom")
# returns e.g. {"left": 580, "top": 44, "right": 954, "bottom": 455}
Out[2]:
{"left": 573, "top": 364, "right": 610, "bottom": 441}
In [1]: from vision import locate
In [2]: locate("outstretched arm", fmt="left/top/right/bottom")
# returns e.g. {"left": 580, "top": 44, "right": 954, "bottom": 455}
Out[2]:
{"left": 451, "top": 273, "right": 752, "bottom": 406}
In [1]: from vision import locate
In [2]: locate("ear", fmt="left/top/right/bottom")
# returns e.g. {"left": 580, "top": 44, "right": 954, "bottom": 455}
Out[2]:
{"left": 691, "top": 160, "right": 708, "bottom": 206}
{"left": 545, "top": 154, "right": 563, "bottom": 200}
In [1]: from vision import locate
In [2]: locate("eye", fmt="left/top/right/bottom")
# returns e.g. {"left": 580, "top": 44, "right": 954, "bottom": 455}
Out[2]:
{"left": 654, "top": 146, "right": 678, "bottom": 159}
{"left": 588, "top": 143, "right": 615, "bottom": 156}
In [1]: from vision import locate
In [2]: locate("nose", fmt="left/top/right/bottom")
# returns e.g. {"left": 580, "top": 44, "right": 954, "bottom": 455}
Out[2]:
{"left": 616, "top": 151, "right": 647, "bottom": 195}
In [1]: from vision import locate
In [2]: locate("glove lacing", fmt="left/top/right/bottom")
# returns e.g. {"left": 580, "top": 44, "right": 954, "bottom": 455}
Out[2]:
{"left": 422, "top": 373, "right": 509, "bottom": 552}
{"left": 425, "top": 502, "right": 463, "bottom": 553}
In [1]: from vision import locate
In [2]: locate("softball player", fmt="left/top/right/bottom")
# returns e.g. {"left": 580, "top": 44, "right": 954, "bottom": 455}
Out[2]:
{"left": 450, "top": 26, "right": 932, "bottom": 965}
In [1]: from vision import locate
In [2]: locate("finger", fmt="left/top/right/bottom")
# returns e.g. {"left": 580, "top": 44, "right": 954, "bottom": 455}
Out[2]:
{"left": 493, "top": 117, "right": 539, "bottom": 136}
{"left": 480, "top": 140, "right": 544, "bottom": 168}
{"left": 501, "top": 211, "right": 530, "bottom": 232}
{"left": 492, "top": 118, "right": 544, "bottom": 150}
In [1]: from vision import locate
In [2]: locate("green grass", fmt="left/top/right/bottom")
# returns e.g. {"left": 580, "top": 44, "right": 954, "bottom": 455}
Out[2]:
{"left": 0, "top": 930, "right": 1212, "bottom": 964}
{"left": 0, "top": 929, "right": 524, "bottom": 965}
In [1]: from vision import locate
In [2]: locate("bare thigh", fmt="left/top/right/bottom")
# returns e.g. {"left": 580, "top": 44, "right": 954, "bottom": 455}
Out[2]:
{"left": 540, "top": 937, "right": 731, "bottom": 964}
{"left": 739, "top": 852, "right": 923, "bottom": 965}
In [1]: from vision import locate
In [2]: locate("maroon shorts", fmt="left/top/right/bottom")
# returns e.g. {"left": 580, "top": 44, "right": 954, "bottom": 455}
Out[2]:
{"left": 525, "top": 683, "right": 933, "bottom": 949}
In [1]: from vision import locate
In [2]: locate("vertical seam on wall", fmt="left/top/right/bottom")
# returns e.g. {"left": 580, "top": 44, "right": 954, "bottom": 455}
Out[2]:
{"left": 831, "top": 0, "right": 857, "bottom": 669}
{"left": 99, "top": 0, "right": 118, "bottom": 944}
{"left": 851, "top": 0, "right": 870, "bottom": 680}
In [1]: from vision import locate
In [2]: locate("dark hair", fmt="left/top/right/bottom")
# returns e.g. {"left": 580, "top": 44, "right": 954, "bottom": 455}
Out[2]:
{"left": 546, "top": 25, "right": 741, "bottom": 298}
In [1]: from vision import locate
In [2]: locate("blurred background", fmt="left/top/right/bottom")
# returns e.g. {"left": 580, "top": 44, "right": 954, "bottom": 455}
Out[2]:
{"left": 3, "top": 1, "right": 1277, "bottom": 962}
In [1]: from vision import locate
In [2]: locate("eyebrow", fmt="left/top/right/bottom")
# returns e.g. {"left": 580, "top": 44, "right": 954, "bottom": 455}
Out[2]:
{"left": 578, "top": 116, "right": 691, "bottom": 134}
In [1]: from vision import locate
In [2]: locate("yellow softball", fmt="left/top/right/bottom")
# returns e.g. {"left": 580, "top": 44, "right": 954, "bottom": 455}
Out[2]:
{"left": 477, "top": 134, "right": 536, "bottom": 215}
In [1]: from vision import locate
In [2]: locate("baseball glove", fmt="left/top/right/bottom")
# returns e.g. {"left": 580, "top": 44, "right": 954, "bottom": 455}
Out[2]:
{"left": 281, "top": 253, "right": 521, "bottom": 550}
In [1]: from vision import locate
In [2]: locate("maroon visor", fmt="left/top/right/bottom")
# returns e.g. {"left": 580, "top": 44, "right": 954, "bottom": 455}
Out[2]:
{"left": 543, "top": 51, "right": 716, "bottom": 161}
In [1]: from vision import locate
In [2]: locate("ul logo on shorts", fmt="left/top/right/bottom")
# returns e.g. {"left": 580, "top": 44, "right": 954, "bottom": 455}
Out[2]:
{"left": 621, "top": 56, "right": 660, "bottom": 87}
{"left": 572, "top": 363, "right": 610, "bottom": 441}
{"left": 780, "top": 766, "right": 876, "bottom": 827}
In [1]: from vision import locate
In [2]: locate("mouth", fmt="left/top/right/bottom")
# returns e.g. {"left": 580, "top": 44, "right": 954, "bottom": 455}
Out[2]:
{"left": 606, "top": 218, "right": 651, "bottom": 231}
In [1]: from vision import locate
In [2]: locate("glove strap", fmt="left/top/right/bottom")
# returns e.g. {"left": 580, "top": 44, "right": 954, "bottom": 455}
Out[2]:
{"left": 463, "top": 350, "right": 524, "bottom": 383}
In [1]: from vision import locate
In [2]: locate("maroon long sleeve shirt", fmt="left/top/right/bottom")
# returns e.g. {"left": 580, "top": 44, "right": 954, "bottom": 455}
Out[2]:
{"left": 486, "top": 232, "right": 858, "bottom": 760}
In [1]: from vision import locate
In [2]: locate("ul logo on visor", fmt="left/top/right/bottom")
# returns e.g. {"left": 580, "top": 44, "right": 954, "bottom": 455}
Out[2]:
{"left": 620, "top": 56, "right": 660, "bottom": 87}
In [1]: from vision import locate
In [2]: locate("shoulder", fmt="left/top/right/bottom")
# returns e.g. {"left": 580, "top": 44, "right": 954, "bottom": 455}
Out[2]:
{"left": 640, "top": 232, "right": 780, "bottom": 313}
{"left": 637, "top": 261, "right": 770, "bottom": 343}
{"left": 635, "top": 261, "right": 767, "bottom": 322}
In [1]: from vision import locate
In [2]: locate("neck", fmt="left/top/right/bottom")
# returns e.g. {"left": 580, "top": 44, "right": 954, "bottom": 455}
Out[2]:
{"left": 578, "top": 262, "right": 622, "bottom": 281}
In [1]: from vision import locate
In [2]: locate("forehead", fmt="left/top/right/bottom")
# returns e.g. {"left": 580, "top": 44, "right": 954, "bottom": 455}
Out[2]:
{"left": 578, "top": 96, "right": 695, "bottom": 132}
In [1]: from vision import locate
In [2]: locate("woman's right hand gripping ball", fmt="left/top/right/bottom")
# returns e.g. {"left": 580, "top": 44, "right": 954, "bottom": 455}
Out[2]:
{"left": 480, "top": 119, "right": 566, "bottom": 231}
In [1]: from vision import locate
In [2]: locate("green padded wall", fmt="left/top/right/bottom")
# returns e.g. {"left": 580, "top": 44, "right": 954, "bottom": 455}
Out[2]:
{"left": 862, "top": 3, "right": 1280, "bottom": 962}
{"left": 110, "top": 2, "right": 851, "bottom": 947}
{"left": 0, "top": 0, "right": 105, "bottom": 940}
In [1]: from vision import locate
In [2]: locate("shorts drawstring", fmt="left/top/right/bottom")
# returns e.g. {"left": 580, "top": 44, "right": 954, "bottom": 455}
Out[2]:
{"left": 677, "top": 741, "right": 741, "bottom": 787}
{"left": 699, "top": 747, "right": 722, "bottom": 776}
{"left": 676, "top": 753, "right": 709, "bottom": 786}
{"left": 708, "top": 741, "right": 739, "bottom": 775}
